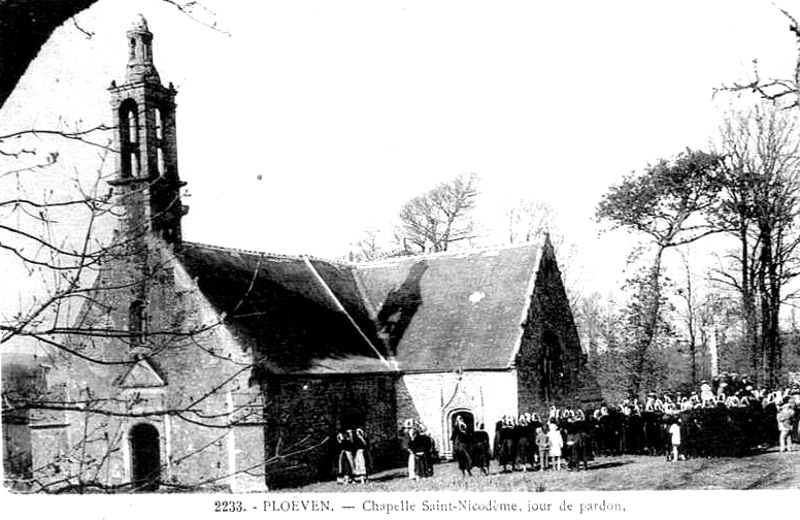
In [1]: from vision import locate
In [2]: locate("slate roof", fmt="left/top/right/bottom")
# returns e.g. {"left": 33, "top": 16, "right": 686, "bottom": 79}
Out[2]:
{"left": 177, "top": 243, "right": 391, "bottom": 375}
{"left": 177, "top": 242, "right": 542, "bottom": 375}
{"left": 354, "top": 244, "right": 541, "bottom": 371}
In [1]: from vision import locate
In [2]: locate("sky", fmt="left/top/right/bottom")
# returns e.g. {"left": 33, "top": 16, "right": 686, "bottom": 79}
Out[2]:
{"left": 1, "top": 0, "right": 799, "bottom": 334}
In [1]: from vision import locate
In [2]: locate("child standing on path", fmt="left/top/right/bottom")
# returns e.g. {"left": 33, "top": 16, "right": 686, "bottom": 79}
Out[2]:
{"left": 546, "top": 422, "right": 564, "bottom": 471}
{"left": 535, "top": 426, "right": 549, "bottom": 471}
{"left": 668, "top": 419, "right": 681, "bottom": 461}
{"left": 777, "top": 402, "right": 795, "bottom": 452}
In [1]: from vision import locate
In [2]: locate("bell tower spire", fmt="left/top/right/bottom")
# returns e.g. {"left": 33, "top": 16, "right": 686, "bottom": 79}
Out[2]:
{"left": 109, "top": 14, "right": 187, "bottom": 246}
{"left": 125, "top": 14, "right": 160, "bottom": 84}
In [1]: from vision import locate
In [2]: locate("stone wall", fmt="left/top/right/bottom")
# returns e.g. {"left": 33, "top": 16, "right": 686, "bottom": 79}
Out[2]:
{"left": 25, "top": 239, "right": 266, "bottom": 492}
{"left": 263, "top": 374, "right": 398, "bottom": 488}
{"left": 2, "top": 421, "right": 31, "bottom": 486}
{"left": 2, "top": 358, "right": 36, "bottom": 487}
{"left": 516, "top": 241, "right": 602, "bottom": 417}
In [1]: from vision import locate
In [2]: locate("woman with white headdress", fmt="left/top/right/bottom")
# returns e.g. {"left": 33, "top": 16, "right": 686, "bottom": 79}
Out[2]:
{"left": 451, "top": 414, "right": 473, "bottom": 476}
{"left": 352, "top": 428, "right": 372, "bottom": 483}
{"left": 400, "top": 419, "right": 418, "bottom": 479}
{"left": 700, "top": 380, "right": 714, "bottom": 403}
{"left": 335, "top": 430, "right": 355, "bottom": 484}
{"left": 494, "top": 415, "right": 516, "bottom": 472}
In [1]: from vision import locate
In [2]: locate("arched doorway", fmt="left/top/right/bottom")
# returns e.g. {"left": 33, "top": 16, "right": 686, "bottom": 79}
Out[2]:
{"left": 445, "top": 409, "right": 474, "bottom": 459}
{"left": 129, "top": 423, "right": 161, "bottom": 491}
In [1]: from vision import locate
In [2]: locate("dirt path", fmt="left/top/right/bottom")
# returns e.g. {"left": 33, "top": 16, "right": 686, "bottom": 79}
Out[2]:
{"left": 290, "top": 448, "right": 800, "bottom": 492}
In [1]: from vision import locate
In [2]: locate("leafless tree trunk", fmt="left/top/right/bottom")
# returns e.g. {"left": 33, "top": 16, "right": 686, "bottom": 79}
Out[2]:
{"left": 711, "top": 104, "right": 800, "bottom": 385}
{"left": 0, "top": 1, "right": 224, "bottom": 109}
{"left": 717, "top": 7, "right": 800, "bottom": 109}
{"left": 677, "top": 250, "right": 699, "bottom": 388}
{"left": 1, "top": 126, "right": 284, "bottom": 492}
{"left": 396, "top": 172, "right": 479, "bottom": 253}
{"left": 503, "top": 198, "right": 553, "bottom": 245}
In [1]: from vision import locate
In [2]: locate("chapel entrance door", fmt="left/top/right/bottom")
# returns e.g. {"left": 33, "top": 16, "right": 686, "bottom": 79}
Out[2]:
{"left": 129, "top": 423, "right": 161, "bottom": 491}
{"left": 446, "top": 410, "right": 474, "bottom": 458}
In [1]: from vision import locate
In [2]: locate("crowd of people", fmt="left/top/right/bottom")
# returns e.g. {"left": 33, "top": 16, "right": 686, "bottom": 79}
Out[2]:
{"left": 585, "top": 379, "right": 800, "bottom": 460}
{"left": 336, "top": 377, "right": 799, "bottom": 483}
{"left": 492, "top": 411, "right": 591, "bottom": 472}
{"left": 400, "top": 376, "right": 800, "bottom": 479}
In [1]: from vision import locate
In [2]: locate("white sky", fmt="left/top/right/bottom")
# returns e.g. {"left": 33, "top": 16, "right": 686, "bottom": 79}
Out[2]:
{"left": 1, "top": 0, "right": 798, "bottom": 325}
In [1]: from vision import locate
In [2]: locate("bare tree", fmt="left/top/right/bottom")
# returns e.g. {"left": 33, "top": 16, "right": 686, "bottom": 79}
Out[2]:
{"left": 503, "top": 198, "right": 554, "bottom": 245}
{"left": 676, "top": 249, "right": 702, "bottom": 387}
{"left": 497, "top": 197, "right": 587, "bottom": 317}
{"left": 346, "top": 228, "right": 394, "bottom": 262}
{"left": 0, "top": 13, "right": 301, "bottom": 491}
{"left": 709, "top": 103, "right": 800, "bottom": 385}
{"left": 0, "top": 1, "right": 225, "bottom": 108}
{"left": 577, "top": 292, "right": 637, "bottom": 404}
{"left": 0, "top": 153, "right": 277, "bottom": 491}
{"left": 395, "top": 172, "right": 479, "bottom": 254}
{"left": 717, "top": 5, "right": 800, "bottom": 108}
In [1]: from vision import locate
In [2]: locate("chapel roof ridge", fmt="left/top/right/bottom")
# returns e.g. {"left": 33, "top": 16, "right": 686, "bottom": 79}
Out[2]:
{"left": 181, "top": 240, "right": 351, "bottom": 265}
{"left": 353, "top": 238, "right": 545, "bottom": 267}
{"left": 181, "top": 237, "right": 545, "bottom": 268}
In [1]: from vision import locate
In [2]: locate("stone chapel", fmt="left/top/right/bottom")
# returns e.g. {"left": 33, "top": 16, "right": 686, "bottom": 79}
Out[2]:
{"left": 2, "top": 16, "right": 601, "bottom": 492}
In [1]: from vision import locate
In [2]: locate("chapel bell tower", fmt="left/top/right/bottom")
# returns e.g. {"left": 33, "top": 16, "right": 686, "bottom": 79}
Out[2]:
{"left": 108, "top": 14, "right": 186, "bottom": 245}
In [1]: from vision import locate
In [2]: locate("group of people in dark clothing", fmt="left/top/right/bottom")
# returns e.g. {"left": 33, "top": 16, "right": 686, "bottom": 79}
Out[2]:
{"left": 400, "top": 418, "right": 437, "bottom": 479}
{"left": 401, "top": 376, "right": 800, "bottom": 479}
{"left": 590, "top": 380, "right": 800, "bottom": 459}
{"left": 450, "top": 415, "right": 492, "bottom": 476}
{"left": 334, "top": 428, "right": 372, "bottom": 484}
{"left": 493, "top": 412, "right": 591, "bottom": 473}
{"left": 403, "top": 413, "right": 590, "bottom": 478}
{"left": 338, "top": 376, "right": 799, "bottom": 483}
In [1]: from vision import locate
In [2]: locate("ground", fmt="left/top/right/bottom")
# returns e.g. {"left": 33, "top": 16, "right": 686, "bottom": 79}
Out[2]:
{"left": 292, "top": 448, "right": 800, "bottom": 492}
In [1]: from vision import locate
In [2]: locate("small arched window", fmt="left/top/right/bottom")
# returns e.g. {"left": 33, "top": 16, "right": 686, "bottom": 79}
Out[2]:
{"left": 129, "top": 299, "right": 145, "bottom": 346}
{"left": 155, "top": 108, "right": 163, "bottom": 141}
{"left": 155, "top": 108, "right": 167, "bottom": 176}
